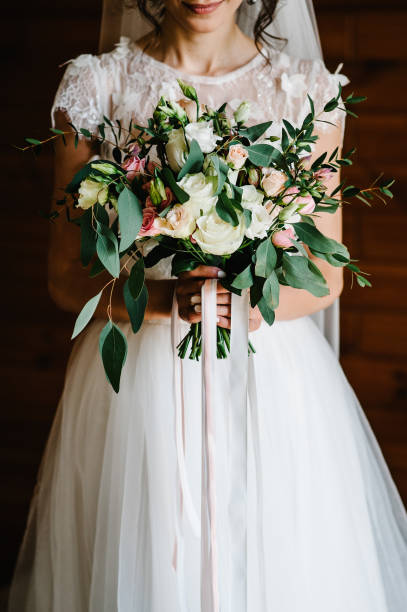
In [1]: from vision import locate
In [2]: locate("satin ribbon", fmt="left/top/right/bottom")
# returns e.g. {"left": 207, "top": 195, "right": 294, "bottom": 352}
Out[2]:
{"left": 172, "top": 280, "right": 265, "bottom": 611}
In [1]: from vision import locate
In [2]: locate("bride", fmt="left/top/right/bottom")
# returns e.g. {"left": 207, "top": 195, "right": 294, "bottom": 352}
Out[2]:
{"left": 9, "top": 0, "right": 407, "bottom": 610}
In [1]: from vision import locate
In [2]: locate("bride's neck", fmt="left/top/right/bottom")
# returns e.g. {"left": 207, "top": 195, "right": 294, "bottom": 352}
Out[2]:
{"left": 140, "top": 16, "right": 258, "bottom": 77}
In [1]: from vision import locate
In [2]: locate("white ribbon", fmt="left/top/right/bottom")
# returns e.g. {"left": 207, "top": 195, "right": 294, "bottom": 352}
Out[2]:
{"left": 172, "top": 281, "right": 253, "bottom": 611}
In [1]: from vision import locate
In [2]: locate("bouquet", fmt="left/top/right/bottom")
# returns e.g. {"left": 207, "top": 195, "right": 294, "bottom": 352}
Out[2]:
{"left": 22, "top": 80, "right": 393, "bottom": 392}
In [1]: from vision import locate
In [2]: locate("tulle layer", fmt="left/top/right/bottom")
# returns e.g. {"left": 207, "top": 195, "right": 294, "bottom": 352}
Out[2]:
{"left": 9, "top": 315, "right": 407, "bottom": 611}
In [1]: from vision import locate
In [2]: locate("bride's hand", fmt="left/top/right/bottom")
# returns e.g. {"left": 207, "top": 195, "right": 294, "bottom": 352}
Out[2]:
{"left": 175, "top": 265, "right": 262, "bottom": 332}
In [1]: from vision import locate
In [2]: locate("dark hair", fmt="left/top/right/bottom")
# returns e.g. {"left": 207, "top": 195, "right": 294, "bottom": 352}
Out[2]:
{"left": 126, "top": 0, "right": 281, "bottom": 54}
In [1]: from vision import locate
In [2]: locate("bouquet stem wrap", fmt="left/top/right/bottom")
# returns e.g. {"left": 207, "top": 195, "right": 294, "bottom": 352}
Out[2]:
{"left": 172, "top": 280, "right": 253, "bottom": 611}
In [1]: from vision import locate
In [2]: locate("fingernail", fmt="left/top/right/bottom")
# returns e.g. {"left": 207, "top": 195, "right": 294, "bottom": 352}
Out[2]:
{"left": 190, "top": 295, "right": 201, "bottom": 305}
{"left": 194, "top": 305, "right": 202, "bottom": 313}
{"left": 217, "top": 270, "right": 226, "bottom": 278}
{"left": 216, "top": 316, "right": 220, "bottom": 323}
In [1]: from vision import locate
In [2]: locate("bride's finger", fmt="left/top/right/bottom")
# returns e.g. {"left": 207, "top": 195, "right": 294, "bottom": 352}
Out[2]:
{"left": 178, "top": 265, "right": 226, "bottom": 279}
{"left": 217, "top": 315, "right": 231, "bottom": 329}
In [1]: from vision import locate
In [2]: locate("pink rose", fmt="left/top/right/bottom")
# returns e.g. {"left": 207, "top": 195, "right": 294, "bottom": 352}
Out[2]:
{"left": 226, "top": 144, "right": 249, "bottom": 170}
{"left": 282, "top": 186, "right": 315, "bottom": 215}
{"left": 138, "top": 206, "right": 160, "bottom": 237}
{"left": 314, "top": 167, "right": 333, "bottom": 185}
{"left": 261, "top": 168, "right": 287, "bottom": 197}
{"left": 272, "top": 226, "right": 296, "bottom": 249}
{"left": 122, "top": 155, "right": 146, "bottom": 181}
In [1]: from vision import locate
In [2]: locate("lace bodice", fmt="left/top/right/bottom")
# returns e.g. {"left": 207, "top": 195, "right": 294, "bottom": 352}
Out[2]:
{"left": 52, "top": 36, "right": 347, "bottom": 280}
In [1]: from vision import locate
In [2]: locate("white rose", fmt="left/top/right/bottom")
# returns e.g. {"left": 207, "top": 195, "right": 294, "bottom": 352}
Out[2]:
{"left": 177, "top": 172, "right": 217, "bottom": 217}
{"left": 158, "top": 204, "right": 196, "bottom": 239}
{"left": 166, "top": 128, "right": 187, "bottom": 172}
{"left": 77, "top": 178, "right": 108, "bottom": 210}
{"left": 193, "top": 210, "right": 245, "bottom": 255}
{"left": 226, "top": 144, "right": 249, "bottom": 170}
{"left": 261, "top": 168, "right": 287, "bottom": 197}
{"left": 241, "top": 184, "right": 264, "bottom": 208}
{"left": 244, "top": 202, "right": 275, "bottom": 240}
{"left": 184, "top": 120, "right": 221, "bottom": 154}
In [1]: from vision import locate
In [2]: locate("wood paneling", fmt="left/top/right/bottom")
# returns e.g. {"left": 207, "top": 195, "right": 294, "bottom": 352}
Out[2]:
{"left": 1, "top": 0, "right": 406, "bottom": 588}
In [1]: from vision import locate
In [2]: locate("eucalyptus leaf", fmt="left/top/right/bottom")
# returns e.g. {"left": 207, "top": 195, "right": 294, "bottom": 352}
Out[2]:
{"left": 216, "top": 191, "right": 239, "bottom": 226}
{"left": 231, "top": 264, "right": 253, "bottom": 289}
{"left": 238, "top": 121, "right": 273, "bottom": 142}
{"left": 161, "top": 167, "right": 189, "bottom": 203}
{"left": 171, "top": 253, "right": 199, "bottom": 276}
{"left": 282, "top": 254, "right": 329, "bottom": 297}
{"left": 71, "top": 291, "right": 102, "bottom": 339}
{"left": 255, "top": 239, "right": 277, "bottom": 278}
{"left": 128, "top": 257, "right": 145, "bottom": 300}
{"left": 124, "top": 282, "right": 148, "bottom": 333}
{"left": 294, "top": 222, "right": 349, "bottom": 260}
{"left": 118, "top": 187, "right": 143, "bottom": 251}
{"left": 257, "top": 297, "right": 275, "bottom": 326}
{"left": 99, "top": 321, "right": 128, "bottom": 393}
{"left": 177, "top": 139, "right": 204, "bottom": 180}
{"left": 244, "top": 143, "right": 281, "bottom": 167}
{"left": 96, "top": 223, "right": 120, "bottom": 278}
{"left": 262, "top": 271, "right": 280, "bottom": 309}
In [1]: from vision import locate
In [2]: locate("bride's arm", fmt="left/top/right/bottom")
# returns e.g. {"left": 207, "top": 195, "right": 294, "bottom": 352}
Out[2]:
{"left": 48, "top": 111, "right": 175, "bottom": 322}
{"left": 275, "top": 126, "right": 345, "bottom": 321}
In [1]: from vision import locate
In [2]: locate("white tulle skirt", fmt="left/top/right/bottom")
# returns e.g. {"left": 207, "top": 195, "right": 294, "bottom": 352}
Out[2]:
{"left": 8, "top": 315, "right": 407, "bottom": 611}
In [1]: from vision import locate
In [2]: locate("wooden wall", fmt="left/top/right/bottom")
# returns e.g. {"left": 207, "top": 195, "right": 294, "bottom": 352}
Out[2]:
{"left": 1, "top": 0, "right": 406, "bottom": 586}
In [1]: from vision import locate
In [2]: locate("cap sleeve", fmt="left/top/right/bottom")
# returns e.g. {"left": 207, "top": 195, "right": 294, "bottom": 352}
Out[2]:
{"left": 51, "top": 53, "right": 104, "bottom": 134}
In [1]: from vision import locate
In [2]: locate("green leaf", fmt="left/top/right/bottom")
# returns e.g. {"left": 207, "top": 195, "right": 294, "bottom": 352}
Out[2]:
{"left": 238, "top": 121, "right": 273, "bottom": 142}
{"left": 324, "top": 98, "right": 339, "bottom": 113}
{"left": 257, "top": 297, "right": 275, "bottom": 326}
{"left": 283, "top": 119, "right": 296, "bottom": 139}
{"left": 71, "top": 291, "right": 102, "bottom": 339}
{"left": 161, "top": 167, "right": 189, "bottom": 203}
{"left": 293, "top": 222, "right": 349, "bottom": 260}
{"left": 177, "top": 139, "right": 204, "bottom": 181}
{"left": 50, "top": 128, "right": 65, "bottom": 135}
{"left": 25, "top": 137, "right": 42, "bottom": 145}
{"left": 255, "top": 239, "right": 277, "bottom": 278}
{"left": 171, "top": 253, "right": 199, "bottom": 276}
{"left": 96, "top": 223, "right": 120, "bottom": 278}
{"left": 216, "top": 191, "right": 239, "bottom": 226}
{"left": 211, "top": 155, "right": 229, "bottom": 196}
{"left": 282, "top": 254, "right": 329, "bottom": 297}
{"left": 99, "top": 321, "right": 128, "bottom": 393}
{"left": 144, "top": 243, "right": 174, "bottom": 268}
{"left": 118, "top": 187, "right": 143, "bottom": 251}
{"left": 262, "top": 271, "right": 280, "bottom": 309}
{"left": 78, "top": 208, "right": 97, "bottom": 266}
{"left": 80, "top": 128, "right": 92, "bottom": 138}
{"left": 244, "top": 143, "right": 282, "bottom": 167}
{"left": 343, "top": 186, "right": 360, "bottom": 197}
{"left": 123, "top": 282, "right": 148, "bottom": 333}
{"left": 128, "top": 257, "right": 145, "bottom": 299}
{"left": 231, "top": 264, "right": 253, "bottom": 289}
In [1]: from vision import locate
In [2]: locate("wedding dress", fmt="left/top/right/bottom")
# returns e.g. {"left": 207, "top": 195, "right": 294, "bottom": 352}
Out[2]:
{"left": 9, "top": 37, "right": 407, "bottom": 612}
